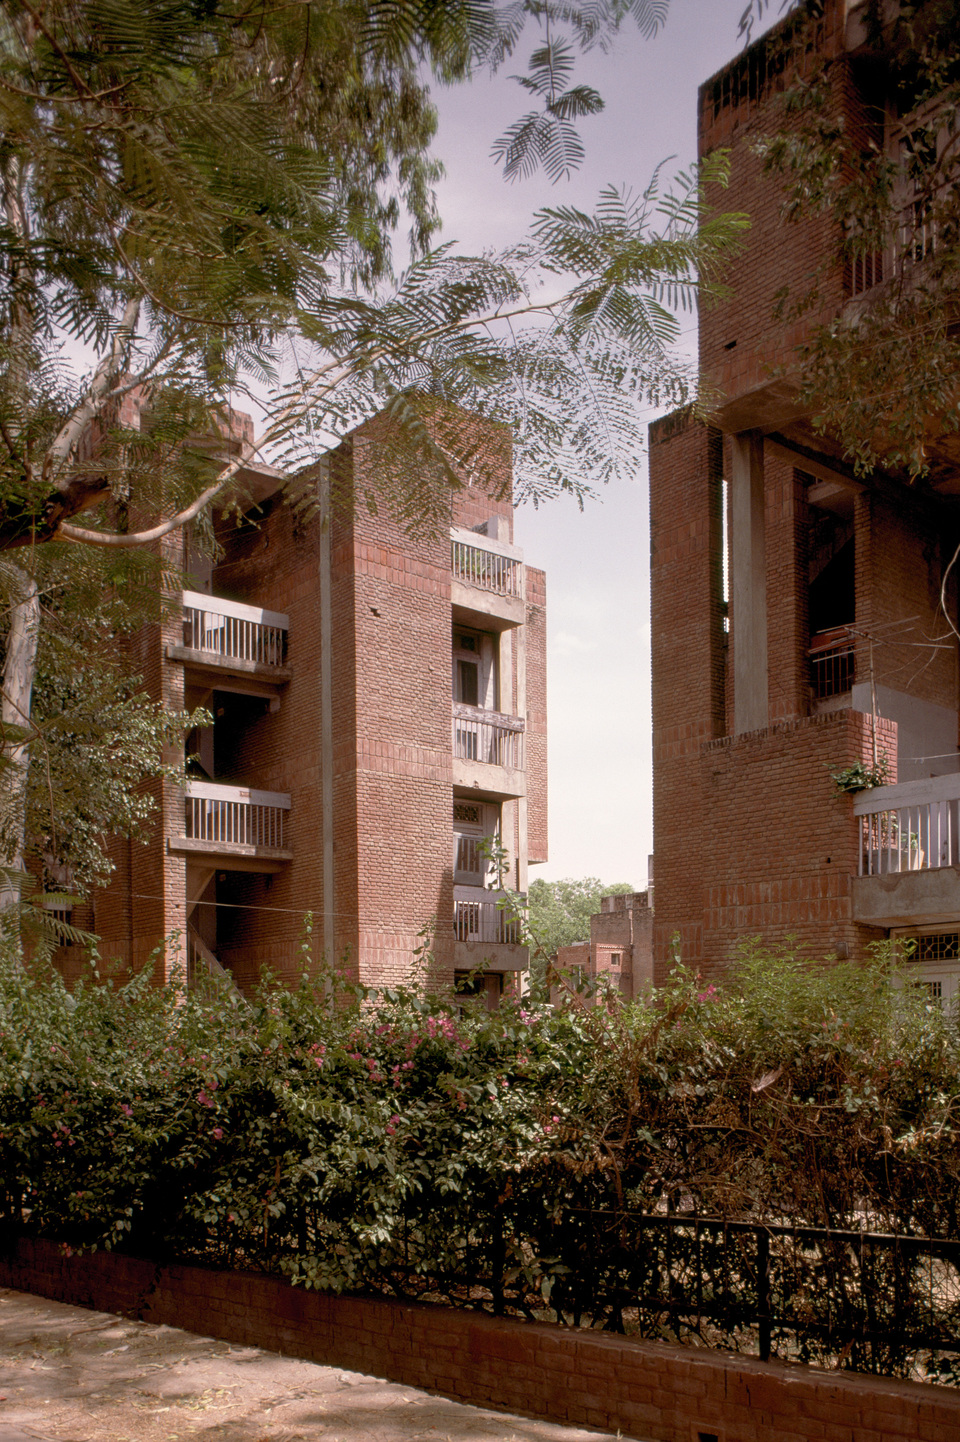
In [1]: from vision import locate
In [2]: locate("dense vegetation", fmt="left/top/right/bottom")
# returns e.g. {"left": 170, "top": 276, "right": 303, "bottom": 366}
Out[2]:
{"left": 4, "top": 940, "right": 959, "bottom": 1333}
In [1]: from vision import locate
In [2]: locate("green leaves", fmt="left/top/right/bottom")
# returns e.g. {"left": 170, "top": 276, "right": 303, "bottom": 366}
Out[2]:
{"left": 492, "top": 38, "right": 604, "bottom": 183}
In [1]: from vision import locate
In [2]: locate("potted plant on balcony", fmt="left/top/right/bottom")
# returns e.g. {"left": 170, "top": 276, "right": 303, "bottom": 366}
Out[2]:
{"left": 829, "top": 757, "right": 890, "bottom": 795}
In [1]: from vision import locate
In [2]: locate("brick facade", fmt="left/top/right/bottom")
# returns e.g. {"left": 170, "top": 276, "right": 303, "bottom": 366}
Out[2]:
{"left": 555, "top": 890, "right": 653, "bottom": 1001}
{"left": 5, "top": 1238, "right": 959, "bottom": 1442}
{"left": 650, "top": 1, "right": 960, "bottom": 982}
{"left": 80, "top": 408, "right": 546, "bottom": 998}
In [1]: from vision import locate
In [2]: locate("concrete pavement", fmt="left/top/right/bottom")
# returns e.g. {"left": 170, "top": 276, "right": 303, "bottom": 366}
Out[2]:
{"left": 0, "top": 1287, "right": 625, "bottom": 1442}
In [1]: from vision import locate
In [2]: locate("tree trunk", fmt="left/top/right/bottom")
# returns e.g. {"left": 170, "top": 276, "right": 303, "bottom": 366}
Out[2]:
{"left": 0, "top": 566, "right": 39, "bottom": 928}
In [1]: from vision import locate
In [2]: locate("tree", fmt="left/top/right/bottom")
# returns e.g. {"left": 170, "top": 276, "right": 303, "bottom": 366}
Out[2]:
{"left": 739, "top": 0, "right": 960, "bottom": 482}
{"left": 0, "top": 0, "right": 748, "bottom": 927}
{"left": 527, "top": 876, "right": 635, "bottom": 957}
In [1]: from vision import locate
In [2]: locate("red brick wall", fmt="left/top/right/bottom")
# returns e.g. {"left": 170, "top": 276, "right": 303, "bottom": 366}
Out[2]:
{"left": 856, "top": 490, "right": 958, "bottom": 713}
{"left": 86, "top": 405, "right": 540, "bottom": 997}
{"left": 698, "top": 710, "right": 894, "bottom": 975}
{"left": 650, "top": 414, "right": 726, "bottom": 977}
{"left": 697, "top": 0, "right": 850, "bottom": 411}
{"left": 5, "top": 1237, "right": 959, "bottom": 1442}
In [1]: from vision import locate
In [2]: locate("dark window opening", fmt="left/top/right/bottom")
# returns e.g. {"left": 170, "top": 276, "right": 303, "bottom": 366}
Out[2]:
{"left": 457, "top": 659, "right": 479, "bottom": 707}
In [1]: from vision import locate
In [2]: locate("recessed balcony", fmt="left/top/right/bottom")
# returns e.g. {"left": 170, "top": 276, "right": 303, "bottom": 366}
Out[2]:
{"left": 852, "top": 773, "right": 960, "bottom": 928}
{"left": 453, "top": 887, "right": 528, "bottom": 972}
{"left": 451, "top": 528, "right": 525, "bottom": 631}
{"left": 169, "top": 780, "right": 292, "bottom": 871}
{"left": 452, "top": 703, "right": 525, "bottom": 799}
{"left": 167, "top": 591, "right": 292, "bottom": 696}
{"left": 809, "top": 628, "right": 855, "bottom": 708}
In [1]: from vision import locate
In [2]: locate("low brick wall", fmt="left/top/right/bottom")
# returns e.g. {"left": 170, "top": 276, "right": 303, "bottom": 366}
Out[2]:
{"left": 2, "top": 1237, "right": 959, "bottom": 1442}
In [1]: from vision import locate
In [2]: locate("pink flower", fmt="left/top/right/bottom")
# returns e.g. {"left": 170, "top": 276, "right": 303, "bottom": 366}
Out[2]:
{"left": 212, "top": 1127, "right": 223, "bottom": 1140}
{"left": 120, "top": 1103, "right": 133, "bottom": 1118}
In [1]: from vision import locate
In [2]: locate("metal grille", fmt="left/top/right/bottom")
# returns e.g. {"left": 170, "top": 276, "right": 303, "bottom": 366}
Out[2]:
{"left": 859, "top": 803, "right": 958, "bottom": 875}
{"left": 914, "top": 933, "right": 960, "bottom": 963}
{"left": 455, "top": 836, "right": 482, "bottom": 877}
{"left": 454, "top": 803, "right": 482, "bottom": 824}
{"left": 452, "top": 704, "right": 524, "bottom": 769}
{"left": 184, "top": 603, "right": 286, "bottom": 668}
{"left": 809, "top": 634, "right": 855, "bottom": 699}
{"left": 451, "top": 541, "right": 523, "bottom": 598}
{"left": 185, "top": 795, "right": 287, "bottom": 849}
{"left": 454, "top": 898, "right": 522, "bottom": 945}
{"left": 850, "top": 246, "right": 884, "bottom": 296}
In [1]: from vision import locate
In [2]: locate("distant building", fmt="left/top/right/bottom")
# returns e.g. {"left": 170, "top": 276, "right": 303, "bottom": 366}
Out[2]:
{"left": 554, "top": 890, "right": 653, "bottom": 1003}
{"left": 68, "top": 406, "right": 548, "bottom": 1001}
{"left": 649, "top": 0, "right": 960, "bottom": 991}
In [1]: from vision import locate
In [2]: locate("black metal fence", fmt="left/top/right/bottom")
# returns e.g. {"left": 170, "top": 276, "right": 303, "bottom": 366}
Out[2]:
{"left": 542, "top": 1211, "right": 960, "bottom": 1378}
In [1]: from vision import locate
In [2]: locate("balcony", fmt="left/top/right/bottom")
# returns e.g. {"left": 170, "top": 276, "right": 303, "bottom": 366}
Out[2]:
{"left": 809, "top": 628, "right": 855, "bottom": 704}
{"left": 450, "top": 527, "right": 525, "bottom": 630}
{"left": 851, "top": 773, "right": 960, "bottom": 928}
{"left": 453, "top": 887, "right": 527, "bottom": 972}
{"left": 169, "top": 780, "right": 292, "bottom": 871}
{"left": 452, "top": 703, "right": 525, "bottom": 799}
{"left": 167, "top": 591, "right": 292, "bottom": 695}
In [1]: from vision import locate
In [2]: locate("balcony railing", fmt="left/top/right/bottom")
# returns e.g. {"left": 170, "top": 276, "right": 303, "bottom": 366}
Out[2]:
{"left": 452, "top": 703, "right": 524, "bottom": 769}
{"left": 451, "top": 539, "right": 523, "bottom": 598}
{"left": 182, "top": 590, "right": 288, "bottom": 669}
{"left": 184, "top": 779, "right": 291, "bottom": 850}
{"left": 454, "top": 892, "right": 523, "bottom": 945}
{"left": 809, "top": 628, "right": 855, "bottom": 700}
{"left": 855, "top": 773, "right": 960, "bottom": 876}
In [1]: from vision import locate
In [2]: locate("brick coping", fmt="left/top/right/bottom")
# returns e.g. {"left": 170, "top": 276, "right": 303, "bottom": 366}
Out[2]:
{"left": 2, "top": 1236, "right": 958, "bottom": 1442}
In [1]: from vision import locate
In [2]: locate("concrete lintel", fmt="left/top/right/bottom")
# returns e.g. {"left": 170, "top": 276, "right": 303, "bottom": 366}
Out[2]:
{"left": 451, "top": 584, "right": 524, "bottom": 631}
{"left": 452, "top": 940, "right": 529, "bottom": 973}
{"left": 167, "top": 646, "right": 292, "bottom": 687}
{"left": 168, "top": 837, "right": 292, "bottom": 873}
{"left": 452, "top": 759, "right": 526, "bottom": 800}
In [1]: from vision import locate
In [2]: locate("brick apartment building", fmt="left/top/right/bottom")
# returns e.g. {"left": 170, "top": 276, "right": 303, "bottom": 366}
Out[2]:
{"left": 85, "top": 407, "right": 547, "bottom": 1002}
{"left": 553, "top": 889, "right": 654, "bottom": 1003}
{"left": 650, "top": 1, "right": 960, "bottom": 990}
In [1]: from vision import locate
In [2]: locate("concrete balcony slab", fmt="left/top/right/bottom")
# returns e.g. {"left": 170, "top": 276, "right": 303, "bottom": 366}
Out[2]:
{"left": 852, "top": 866, "right": 960, "bottom": 928}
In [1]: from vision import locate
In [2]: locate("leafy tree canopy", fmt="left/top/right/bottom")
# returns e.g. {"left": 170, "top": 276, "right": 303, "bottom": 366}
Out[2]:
{"left": 0, "top": 0, "right": 749, "bottom": 926}
{"left": 527, "top": 875, "right": 635, "bottom": 956}
{"left": 739, "top": 0, "right": 960, "bottom": 482}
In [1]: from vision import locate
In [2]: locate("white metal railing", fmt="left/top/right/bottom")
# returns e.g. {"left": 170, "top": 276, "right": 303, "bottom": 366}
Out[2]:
{"left": 451, "top": 539, "right": 523, "bottom": 599}
{"left": 854, "top": 773, "right": 960, "bottom": 876}
{"left": 809, "top": 628, "right": 855, "bottom": 699}
{"left": 182, "top": 590, "right": 288, "bottom": 668}
{"left": 453, "top": 891, "right": 524, "bottom": 945}
{"left": 452, "top": 703, "right": 524, "bottom": 770}
{"left": 183, "top": 779, "right": 291, "bottom": 850}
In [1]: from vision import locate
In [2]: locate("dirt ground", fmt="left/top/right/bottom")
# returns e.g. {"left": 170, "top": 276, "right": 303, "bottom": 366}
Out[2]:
{"left": 0, "top": 1288, "right": 627, "bottom": 1442}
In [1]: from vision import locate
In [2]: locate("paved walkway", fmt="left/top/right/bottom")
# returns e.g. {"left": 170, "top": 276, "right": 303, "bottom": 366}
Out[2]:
{"left": 0, "top": 1288, "right": 626, "bottom": 1442}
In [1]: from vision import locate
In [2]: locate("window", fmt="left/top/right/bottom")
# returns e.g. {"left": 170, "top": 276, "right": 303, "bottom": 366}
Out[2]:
{"left": 457, "top": 658, "right": 479, "bottom": 706}
{"left": 453, "top": 802, "right": 498, "bottom": 884}
{"left": 452, "top": 628, "right": 498, "bottom": 711}
{"left": 896, "top": 930, "right": 960, "bottom": 1011}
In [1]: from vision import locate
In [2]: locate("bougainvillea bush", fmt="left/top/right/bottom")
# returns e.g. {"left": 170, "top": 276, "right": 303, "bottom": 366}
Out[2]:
{"left": 2, "top": 936, "right": 960, "bottom": 1358}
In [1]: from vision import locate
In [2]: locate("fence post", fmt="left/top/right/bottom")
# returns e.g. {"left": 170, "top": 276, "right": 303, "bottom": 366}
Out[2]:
{"left": 757, "top": 1227, "right": 771, "bottom": 1362}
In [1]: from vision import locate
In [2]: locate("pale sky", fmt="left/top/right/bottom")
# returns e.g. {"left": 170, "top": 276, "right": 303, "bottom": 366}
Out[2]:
{"left": 429, "top": 0, "right": 765, "bottom": 886}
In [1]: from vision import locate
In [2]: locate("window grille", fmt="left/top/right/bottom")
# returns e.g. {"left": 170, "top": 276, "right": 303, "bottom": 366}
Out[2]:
{"left": 454, "top": 803, "right": 482, "bottom": 825}
{"left": 911, "top": 932, "right": 960, "bottom": 963}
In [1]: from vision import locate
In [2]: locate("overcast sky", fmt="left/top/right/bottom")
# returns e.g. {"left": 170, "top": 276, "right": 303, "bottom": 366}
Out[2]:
{"left": 428, "top": 0, "right": 767, "bottom": 888}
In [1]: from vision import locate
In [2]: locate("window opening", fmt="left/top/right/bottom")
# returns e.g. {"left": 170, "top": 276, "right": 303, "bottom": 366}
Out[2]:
{"left": 457, "top": 659, "right": 479, "bottom": 707}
